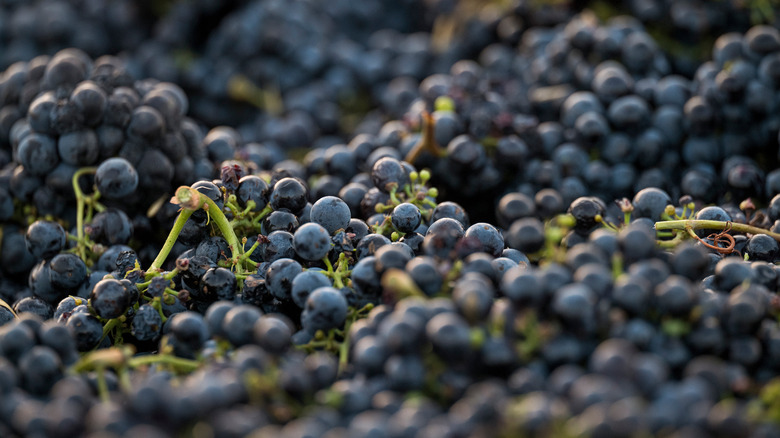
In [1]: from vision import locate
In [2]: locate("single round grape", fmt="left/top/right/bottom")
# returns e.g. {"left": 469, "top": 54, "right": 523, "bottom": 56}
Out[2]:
{"left": 95, "top": 157, "right": 138, "bottom": 199}
{"left": 310, "top": 196, "right": 351, "bottom": 235}
{"left": 293, "top": 223, "right": 332, "bottom": 261}
{"left": 391, "top": 203, "right": 422, "bottom": 234}
{"left": 301, "top": 287, "right": 348, "bottom": 333}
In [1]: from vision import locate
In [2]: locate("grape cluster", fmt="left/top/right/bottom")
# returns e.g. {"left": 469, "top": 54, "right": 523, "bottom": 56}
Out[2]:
{"left": 0, "top": 0, "right": 152, "bottom": 70}
{"left": 1, "top": 1, "right": 780, "bottom": 437}
{"left": 131, "top": 0, "right": 443, "bottom": 136}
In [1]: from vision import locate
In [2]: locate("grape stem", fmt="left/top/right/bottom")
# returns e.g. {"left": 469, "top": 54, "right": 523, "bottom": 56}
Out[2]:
{"left": 322, "top": 254, "right": 349, "bottom": 289}
{"left": 148, "top": 209, "right": 195, "bottom": 273}
{"left": 405, "top": 111, "right": 446, "bottom": 164}
{"left": 96, "top": 366, "right": 110, "bottom": 403}
{"left": 127, "top": 354, "right": 201, "bottom": 373}
{"left": 654, "top": 219, "right": 780, "bottom": 242}
{"left": 72, "top": 167, "right": 98, "bottom": 262}
{"left": 149, "top": 186, "right": 246, "bottom": 274}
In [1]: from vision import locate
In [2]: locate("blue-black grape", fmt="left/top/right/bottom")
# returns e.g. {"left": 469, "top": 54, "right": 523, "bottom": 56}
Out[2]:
{"left": 301, "top": 286, "right": 348, "bottom": 333}
{"left": 25, "top": 220, "right": 66, "bottom": 260}
{"left": 90, "top": 278, "right": 131, "bottom": 319}
{"left": 131, "top": 304, "right": 162, "bottom": 342}
{"left": 236, "top": 175, "right": 269, "bottom": 212}
{"left": 310, "top": 195, "right": 351, "bottom": 235}
{"left": 94, "top": 157, "right": 138, "bottom": 199}
{"left": 391, "top": 203, "right": 422, "bottom": 234}
{"left": 269, "top": 177, "right": 309, "bottom": 215}
{"left": 200, "top": 267, "right": 237, "bottom": 301}
{"left": 291, "top": 270, "right": 332, "bottom": 308}
{"left": 266, "top": 258, "right": 303, "bottom": 301}
{"left": 293, "top": 223, "right": 332, "bottom": 261}
{"left": 48, "top": 253, "right": 87, "bottom": 293}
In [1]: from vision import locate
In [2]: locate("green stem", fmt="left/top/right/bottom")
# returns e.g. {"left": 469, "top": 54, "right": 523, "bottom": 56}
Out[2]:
{"left": 224, "top": 201, "right": 241, "bottom": 217}
{"left": 404, "top": 184, "right": 414, "bottom": 200}
{"left": 240, "top": 199, "right": 257, "bottom": 216}
{"left": 242, "top": 237, "right": 262, "bottom": 260}
{"left": 373, "top": 215, "right": 393, "bottom": 237}
{"left": 322, "top": 256, "right": 340, "bottom": 287}
{"left": 151, "top": 298, "right": 167, "bottom": 323}
{"left": 388, "top": 185, "right": 400, "bottom": 206}
{"left": 611, "top": 253, "right": 623, "bottom": 279}
{"left": 96, "top": 366, "right": 110, "bottom": 403}
{"left": 338, "top": 334, "right": 350, "bottom": 375}
{"left": 151, "top": 186, "right": 246, "bottom": 273}
{"left": 197, "top": 194, "right": 244, "bottom": 265}
{"left": 148, "top": 209, "right": 194, "bottom": 273}
{"left": 117, "top": 366, "right": 132, "bottom": 393}
{"left": 656, "top": 231, "right": 687, "bottom": 249}
{"left": 127, "top": 354, "right": 201, "bottom": 372}
{"left": 72, "top": 167, "right": 97, "bottom": 262}
{"left": 421, "top": 198, "right": 437, "bottom": 209}
{"left": 251, "top": 204, "right": 274, "bottom": 227}
{"left": 655, "top": 219, "right": 780, "bottom": 242}
{"left": 98, "top": 318, "right": 122, "bottom": 346}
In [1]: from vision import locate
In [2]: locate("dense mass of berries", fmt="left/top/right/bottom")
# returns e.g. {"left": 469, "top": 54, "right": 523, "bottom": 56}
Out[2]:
{"left": 0, "top": 1, "right": 780, "bottom": 437}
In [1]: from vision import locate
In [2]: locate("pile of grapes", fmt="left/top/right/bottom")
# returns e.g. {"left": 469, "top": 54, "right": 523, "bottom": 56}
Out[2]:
{"left": 2, "top": 0, "right": 780, "bottom": 436}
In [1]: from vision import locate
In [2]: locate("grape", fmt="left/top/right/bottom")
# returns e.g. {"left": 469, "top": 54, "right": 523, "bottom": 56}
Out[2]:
{"left": 95, "top": 157, "right": 138, "bottom": 199}
{"left": 2, "top": 5, "right": 780, "bottom": 437}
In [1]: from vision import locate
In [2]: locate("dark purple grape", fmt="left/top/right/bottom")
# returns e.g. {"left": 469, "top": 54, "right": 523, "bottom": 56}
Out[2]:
{"left": 218, "top": 305, "right": 263, "bottom": 348}
{"left": 90, "top": 278, "right": 131, "bottom": 319}
{"left": 260, "top": 231, "right": 295, "bottom": 263}
{"left": 14, "top": 296, "right": 54, "bottom": 320}
{"left": 301, "top": 287, "right": 348, "bottom": 333}
{"left": 694, "top": 206, "right": 732, "bottom": 239}
{"left": 131, "top": 304, "right": 162, "bottom": 342}
{"left": 87, "top": 208, "right": 133, "bottom": 246}
{"left": 745, "top": 234, "right": 779, "bottom": 262}
{"left": 293, "top": 223, "right": 332, "bottom": 261}
{"left": 406, "top": 256, "right": 443, "bottom": 297}
{"left": 568, "top": 197, "right": 606, "bottom": 234}
{"left": 266, "top": 258, "right": 303, "bottom": 301}
{"left": 262, "top": 210, "right": 299, "bottom": 234}
{"left": 310, "top": 196, "right": 351, "bottom": 235}
{"left": 351, "top": 256, "right": 382, "bottom": 298}
{"left": 422, "top": 218, "right": 465, "bottom": 260}
{"left": 632, "top": 187, "right": 671, "bottom": 221}
{"left": 70, "top": 81, "right": 107, "bottom": 127}
{"left": 18, "top": 346, "right": 63, "bottom": 396}
{"left": 236, "top": 175, "right": 269, "bottom": 212}
{"left": 48, "top": 253, "right": 87, "bottom": 293}
{"left": 391, "top": 203, "right": 422, "bottom": 234}
{"left": 95, "top": 157, "right": 138, "bottom": 199}
{"left": 169, "top": 311, "right": 209, "bottom": 353}
{"left": 374, "top": 244, "right": 413, "bottom": 274}
{"left": 57, "top": 129, "right": 99, "bottom": 166}
{"left": 464, "top": 223, "right": 504, "bottom": 257}
{"left": 66, "top": 310, "right": 103, "bottom": 352}
{"left": 17, "top": 133, "right": 59, "bottom": 177}
{"left": 200, "top": 267, "right": 237, "bottom": 301}
{"left": 291, "top": 270, "right": 332, "bottom": 308}
{"left": 371, "top": 157, "right": 410, "bottom": 194}
{"left": 25, "top": 220, "right": 66, "bottom": 260}
{"left": 190, "top": 180, "right": 224, "bottom": 226}
{"left": 269, "top": 177, "right": 308, "bottom": 215}
{"left": 431, "top": 201, "right": 470, "bottom": 228}
{"left": 254, "top": 316, "right": 292, "bottom": 354}
{"left": 38, "top": 320, "right": 78, "bottom": 365}
{"left": 339, "top": 183, "right": 368, "bottom": 218}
